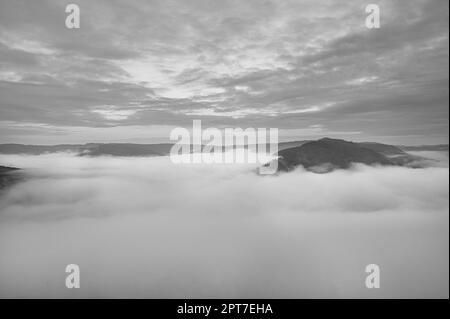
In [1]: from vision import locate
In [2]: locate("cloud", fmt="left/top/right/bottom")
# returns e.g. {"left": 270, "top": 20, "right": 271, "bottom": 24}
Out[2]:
{"left": 0, "top": 0, "right": 448, "bottom": 144}
{"left": 0, "top": 153, "right": 448, "bottom": 298}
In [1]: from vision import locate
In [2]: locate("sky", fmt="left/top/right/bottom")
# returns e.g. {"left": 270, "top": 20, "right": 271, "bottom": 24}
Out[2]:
{"left": 0, "top": 0, "right": 448, "bottom": 145}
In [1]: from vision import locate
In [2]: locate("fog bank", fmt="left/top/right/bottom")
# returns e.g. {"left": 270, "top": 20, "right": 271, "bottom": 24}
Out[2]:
{"left": 0, "top": 153, "right": 448, "bottom": 298}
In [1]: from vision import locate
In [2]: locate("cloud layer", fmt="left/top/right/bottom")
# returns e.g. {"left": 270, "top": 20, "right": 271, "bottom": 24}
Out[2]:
{"left": 0, "top": 0, "right": 448, "bottom": 144}
{"left": 0, "top": 153, "right": 448, "bottom": 298}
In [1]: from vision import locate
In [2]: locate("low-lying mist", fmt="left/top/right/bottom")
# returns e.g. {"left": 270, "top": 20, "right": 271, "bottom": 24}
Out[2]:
{"left": 0, "top": 152, "right": 448, "bottom": 298}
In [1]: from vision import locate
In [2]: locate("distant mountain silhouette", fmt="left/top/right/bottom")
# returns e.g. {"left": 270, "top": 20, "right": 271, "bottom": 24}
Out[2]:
{"left": 0, "top": 141, "right": 310, "bottom": 156}
{"left": 78, "top": 143, "right": 174, "bottom": 157}
{"left": 0, "top": 143, "right": 174, "bottom": 157}
{"left": 274, "top": 138, "right": 424, "bottom": 173}
{"left": 1, "top": 141, "right": 446, "bottom": 159}
{"left": 0, "top": 143, "right": 94, "bottom": 155}
{"left": 0, "top": 139, "right": 444, "bottom": 175}
{"left": 400, "top": 144, "right": 449, "bottom": 152}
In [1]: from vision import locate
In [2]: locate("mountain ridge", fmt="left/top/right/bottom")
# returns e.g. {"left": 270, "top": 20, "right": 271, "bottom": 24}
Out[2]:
{"left": 273, "top": 138, "right": 431, "bottom": 173}
{"left": 0, "top": 140, "right": 447, "bottom": 157}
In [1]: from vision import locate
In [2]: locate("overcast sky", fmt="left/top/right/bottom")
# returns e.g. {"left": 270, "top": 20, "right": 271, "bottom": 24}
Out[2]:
{"left": 0, "top": 0, "right": 448, "bottom": 145}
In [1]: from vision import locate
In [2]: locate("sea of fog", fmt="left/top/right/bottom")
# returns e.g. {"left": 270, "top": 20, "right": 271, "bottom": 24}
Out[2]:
{"left": 0, "top": 151, "right": 448, "bottom": 298}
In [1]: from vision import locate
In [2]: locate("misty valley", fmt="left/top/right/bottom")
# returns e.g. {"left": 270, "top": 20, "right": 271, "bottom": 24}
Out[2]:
{"left": 0, "top": 140, "right": 448, "bottom": 298}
